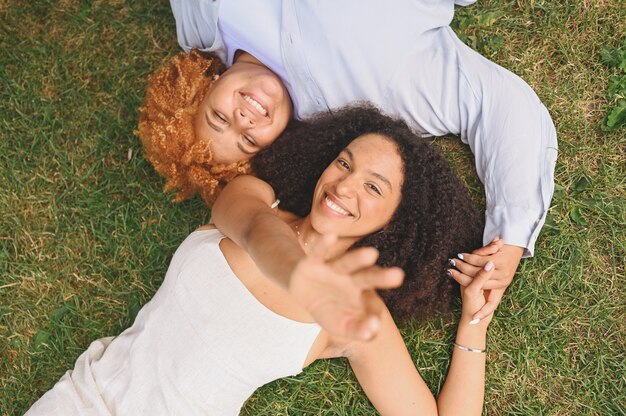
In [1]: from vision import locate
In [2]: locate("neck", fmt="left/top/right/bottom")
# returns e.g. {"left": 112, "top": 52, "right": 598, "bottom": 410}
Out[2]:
{"left": 292, "top": 217, "right": 359, "bottom": 260}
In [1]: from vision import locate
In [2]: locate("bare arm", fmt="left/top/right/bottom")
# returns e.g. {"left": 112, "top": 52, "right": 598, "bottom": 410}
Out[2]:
{"left": 212, "top": 175, "right": 304, "bottom": 288}
{"left": 212, "top": 175, "right": 403, "bottom": 340}
{"left": 347, "top": 305, "right": 438, "bottom": 415}
{"left": 347, "top": 263, "right": 494, "bottom": 415}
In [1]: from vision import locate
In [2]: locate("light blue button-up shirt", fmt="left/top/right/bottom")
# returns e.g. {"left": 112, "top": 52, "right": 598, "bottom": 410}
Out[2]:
{"left": 170, "top": 0, "right": 558, "bottom": 257}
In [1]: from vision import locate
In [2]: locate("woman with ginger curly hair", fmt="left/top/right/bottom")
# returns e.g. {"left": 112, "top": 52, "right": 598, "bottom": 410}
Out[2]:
{"left": 136, "top": 49, "right": 293, "bottom": 204}
{"left": 27, "top": 107, "right": 492, "bottom": 415}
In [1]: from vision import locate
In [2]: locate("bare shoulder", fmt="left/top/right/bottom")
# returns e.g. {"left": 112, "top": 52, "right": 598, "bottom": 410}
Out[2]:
{"left": 227, "top": 175, "right": 275, "bottom": 197}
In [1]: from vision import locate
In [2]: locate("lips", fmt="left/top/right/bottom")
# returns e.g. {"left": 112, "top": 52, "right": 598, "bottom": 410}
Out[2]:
{"left": 322, "top": 193, "right": 353, "bottom": 217}
{"left": 241, "top": 93, "right": 268, "bottom": 117}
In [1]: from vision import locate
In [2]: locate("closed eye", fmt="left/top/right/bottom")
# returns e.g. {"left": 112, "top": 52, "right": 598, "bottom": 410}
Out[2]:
{"left": 214, "top": 111, "right": 227, "bottom": 123}
{"left": 242, "top": 134, "right": 257, "bottom": 147}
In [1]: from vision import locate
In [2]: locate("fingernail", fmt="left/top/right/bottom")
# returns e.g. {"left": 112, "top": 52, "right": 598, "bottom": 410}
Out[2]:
{"left": 484, "top": 261, "right": 494, "bottom": 271}
{"left": 448, "top": 258, "right": 456, "bottom": 267}
{"left": 457, "top": 253, "right": 464, "bottom": 260}
{"left": 446, "top": 269, "right": 453, "bottom": 277}
{"left": 469, "top": 318, "right": 480, "bottom": 325}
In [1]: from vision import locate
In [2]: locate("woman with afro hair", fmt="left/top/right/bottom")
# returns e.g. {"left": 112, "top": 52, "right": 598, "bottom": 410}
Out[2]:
{"left": 26, "top": 105, "right": 497, "bottom": 415}
{"left": 136, "top": 49, "right": 294, "bottom": 204}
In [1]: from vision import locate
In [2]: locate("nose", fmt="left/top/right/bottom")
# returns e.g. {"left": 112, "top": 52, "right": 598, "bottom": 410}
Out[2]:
{"left": 234, "top": 109, "right": 255, "bottom": 128}
{"left": 334, "top": 174, "right": 358, "bottom": 199}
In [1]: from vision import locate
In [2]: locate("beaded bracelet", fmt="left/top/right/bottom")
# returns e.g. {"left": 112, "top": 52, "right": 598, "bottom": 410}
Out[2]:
{"left": 454, "top": 342, "right": 486, "bottom": 353}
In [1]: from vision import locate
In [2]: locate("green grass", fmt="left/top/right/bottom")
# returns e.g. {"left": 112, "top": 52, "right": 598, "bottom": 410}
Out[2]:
{"left": 1, "top": 0, "right": 624, "bottom": 415}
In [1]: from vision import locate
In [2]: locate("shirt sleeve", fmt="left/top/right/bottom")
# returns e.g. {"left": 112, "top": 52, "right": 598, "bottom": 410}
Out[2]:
{"left": 465, "top": 69, "right": 558, "bottom": 258}
{"left": 169, "top": 0, "right": 227, "bottom": 62}
{"left": 391, "top": 35, "right": 557, "bottom": 258}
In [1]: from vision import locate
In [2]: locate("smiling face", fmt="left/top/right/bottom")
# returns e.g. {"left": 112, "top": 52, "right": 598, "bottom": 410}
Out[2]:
{"left": 309, "top": 134, "right": 404, "bottom": 240}
{"left": 194, "top": 60, "right": 293, "bottom": 165}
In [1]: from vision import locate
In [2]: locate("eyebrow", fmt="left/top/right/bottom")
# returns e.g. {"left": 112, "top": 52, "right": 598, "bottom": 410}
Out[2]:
{"left": 343, "top": 147, "right": 393, "bottom": 192}
{"left": 205, "top": 112, "right": 223, "bottom": 133}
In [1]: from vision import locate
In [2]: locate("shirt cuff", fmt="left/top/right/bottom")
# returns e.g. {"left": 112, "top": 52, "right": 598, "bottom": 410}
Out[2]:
{"left": 483, "top": 205, "right": 548, "bottom": 258}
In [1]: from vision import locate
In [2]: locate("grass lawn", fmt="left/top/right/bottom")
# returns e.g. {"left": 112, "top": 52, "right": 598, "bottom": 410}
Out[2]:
{"left": 1, "top": 0, "right": 624, "bottom": 415}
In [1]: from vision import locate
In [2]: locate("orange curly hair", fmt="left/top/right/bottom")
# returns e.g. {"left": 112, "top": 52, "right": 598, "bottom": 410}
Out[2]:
{"left": 135, "top": 50, "right": 251, "bottom": 205}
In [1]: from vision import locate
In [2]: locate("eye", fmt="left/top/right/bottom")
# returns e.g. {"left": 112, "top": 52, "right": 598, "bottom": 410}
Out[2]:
{"left": 242, "top": 134, "right": 256, "bottom": 147}
{"left": 337, "top": 158, "right": 350, "bottom": 170}
{"left": 214, "top": 111, "right": 227, "bottom": 123}
{"left": 366, "top": 183, "right": 382, "bottom": 195}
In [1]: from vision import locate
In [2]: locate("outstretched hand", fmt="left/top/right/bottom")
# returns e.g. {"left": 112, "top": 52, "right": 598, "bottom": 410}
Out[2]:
{"left": 288, "top": 234, "right": 404, "bottom": 341}
{"left": 449, "top": 238, "right": 524, "bottom": 322}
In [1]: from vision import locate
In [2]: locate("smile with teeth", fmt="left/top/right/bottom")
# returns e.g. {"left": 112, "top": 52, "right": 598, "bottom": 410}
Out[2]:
{"left": 324, "top": 195, "right": 351, "bottom": 216}
{"left": 243, "top": 94, "right": 268, "bottom": 117}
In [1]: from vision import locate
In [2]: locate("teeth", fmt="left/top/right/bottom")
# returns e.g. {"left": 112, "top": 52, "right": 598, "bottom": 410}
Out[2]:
{"left": 243, "top": 95, "right": 267, "bottom": 116}
{"left": 325, "top": 196, "right": 350, "bottom": 216}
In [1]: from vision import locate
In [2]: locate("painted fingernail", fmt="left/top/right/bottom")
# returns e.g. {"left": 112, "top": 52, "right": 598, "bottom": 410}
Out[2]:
{"left": 446, "top": 269, "right": 453, "bottom": 277}
{"left": 457, "top": 253, "right": 464, "bottom": 260}
{"left": 484, "top": 261, "right": 494, "bottom": 271}
{"left": 469, "top": 318, "right": 480, "bottom": 325}
{"left": 448, "top": 258, "right": 456, "bottom": 267}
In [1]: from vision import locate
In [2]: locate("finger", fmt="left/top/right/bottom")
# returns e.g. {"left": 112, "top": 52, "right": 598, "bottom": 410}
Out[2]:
{"left": 472, "top": 237, "right": 504, "bottom": 256}
{"left": 447, "top": 268, "right": 473, "bottom": 287}
{"left": 464, "top": 237, "right": 502, "bottom": 257}
{"left": 356, "top": 291, "right": 387, "bottom": 340}
{"left": 465, "top": 261, "right": 495, "bottom": 295}
{"left": 471, "top": 240, "right": 502, "bottom": 256}
{"left": 331, "top": 246, "right": 379, "bottom": 274}
{"left": 353, "top": 266, "right": 404, "bottom": 290}
{"left": 472, "top": 288, "right": 504, "bottom": 321}
{"left": 449, "top": 267, "right": 503, "bottom": 290}
{"left": 457, "top": 252, "right": 491, "bottom": 267}
{"left": 308, "top": 233, "right": 337, "bottom": 260}
{"left": 452, "top": 257, "right": 482, "bottom": 276}
{"left": 340, "top": 292, "right": 386, "bottom": 341}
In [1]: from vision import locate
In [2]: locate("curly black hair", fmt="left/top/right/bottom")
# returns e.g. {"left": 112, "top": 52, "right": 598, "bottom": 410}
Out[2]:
{"left": 252, "top": 105, "right": 483, "bottom": 321}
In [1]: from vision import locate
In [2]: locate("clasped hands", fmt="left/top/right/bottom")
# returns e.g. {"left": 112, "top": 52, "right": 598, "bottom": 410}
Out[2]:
{"left": 448, "top": 237, "right": 524, "bottom": 323}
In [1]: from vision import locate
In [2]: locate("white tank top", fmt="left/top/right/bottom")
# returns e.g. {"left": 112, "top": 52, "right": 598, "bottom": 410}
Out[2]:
{"left": 26, "top": 229, "right": 321, "bottom": 415}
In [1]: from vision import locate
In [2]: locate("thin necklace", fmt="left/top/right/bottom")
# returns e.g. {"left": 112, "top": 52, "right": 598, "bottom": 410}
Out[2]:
{"left": 293, "top": 223, "right": 308, "bottom": 247}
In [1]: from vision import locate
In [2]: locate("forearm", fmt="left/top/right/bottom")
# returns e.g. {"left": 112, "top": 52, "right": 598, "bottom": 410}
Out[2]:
{"left": 212, "top": 176, "right": 304, "bottom": 289}
{"left": 437, "top": 319, "right": 488, "bottom": 415}
{"left": 243, "top": 211, "right": 304, "bottom": 288}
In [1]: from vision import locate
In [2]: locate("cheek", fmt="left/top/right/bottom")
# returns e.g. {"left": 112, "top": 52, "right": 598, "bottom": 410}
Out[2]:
{"left": 364, "top": 199, "right": 398, "bottom": 229}
{"left": 203, "top": 133, "right": 230, "bottom": 164}
{"left": 207, "top": 135, "right": 234, "bottom": 165}
{"left": 256, "top": 128, "right": 281, "bottom": 149}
